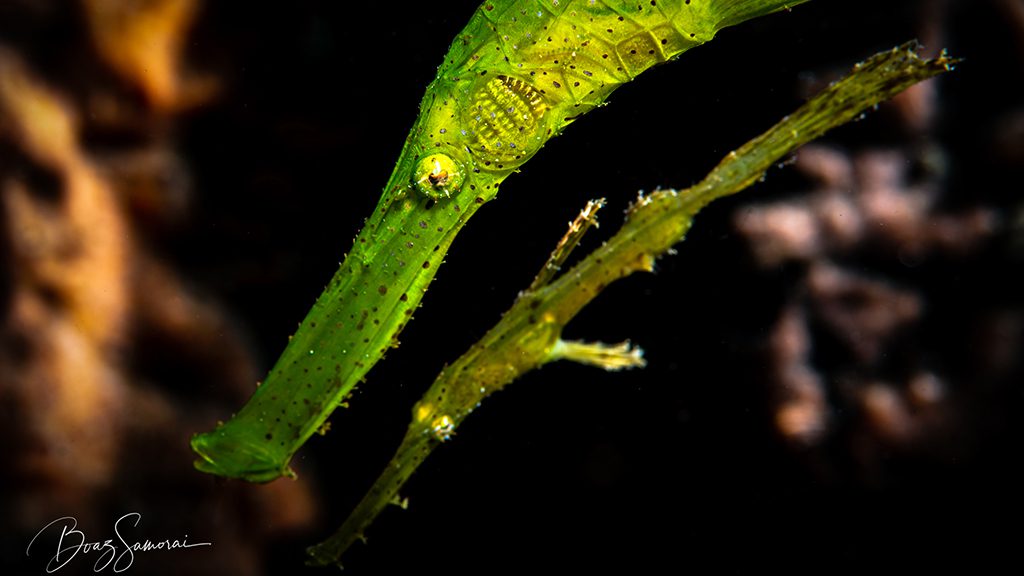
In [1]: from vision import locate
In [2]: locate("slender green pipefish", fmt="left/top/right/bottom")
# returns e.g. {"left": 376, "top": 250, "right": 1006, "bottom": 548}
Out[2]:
{"left": 191, "top": 0, "right": 810, "bottom": 482}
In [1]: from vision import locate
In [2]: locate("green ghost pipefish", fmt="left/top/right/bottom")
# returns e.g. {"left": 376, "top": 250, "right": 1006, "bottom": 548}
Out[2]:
{"left": 305, "top": 43, "right": 959, "bottom": 566}
{"left": 191, "top": 0, "right": 810, "bottom": 482}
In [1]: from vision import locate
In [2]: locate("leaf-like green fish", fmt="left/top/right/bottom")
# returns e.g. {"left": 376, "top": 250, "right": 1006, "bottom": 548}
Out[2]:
{"left": 191, "top": 0, "right": 809, "bottom": 482}
{"left": 306, "top": 43, "right": 959, "bottom": 566}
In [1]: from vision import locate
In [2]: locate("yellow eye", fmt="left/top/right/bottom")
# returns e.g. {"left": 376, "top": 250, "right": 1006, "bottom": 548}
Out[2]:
{"left": 412, "top": 154, "right": 464, "bottom": 199}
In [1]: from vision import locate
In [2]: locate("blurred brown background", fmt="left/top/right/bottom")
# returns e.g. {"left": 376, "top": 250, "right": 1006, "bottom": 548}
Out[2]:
{"left": 2, "top": 0, "right": 1021, "bottom": 574}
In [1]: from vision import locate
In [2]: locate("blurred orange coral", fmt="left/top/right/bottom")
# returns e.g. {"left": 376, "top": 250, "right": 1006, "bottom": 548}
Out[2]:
{"left": 81, "top": 0, "right": 214, "bottom": 110}
{"left": 1, "top": 4, "right": 313, "bottom": 572}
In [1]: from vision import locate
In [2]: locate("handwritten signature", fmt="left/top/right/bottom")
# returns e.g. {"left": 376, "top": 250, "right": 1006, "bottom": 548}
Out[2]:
{"left": 26, "top": 513, "right": 212, "bottom": 573}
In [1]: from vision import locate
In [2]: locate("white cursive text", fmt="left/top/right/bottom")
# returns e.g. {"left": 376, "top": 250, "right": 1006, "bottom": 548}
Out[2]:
{"left": 26, "top": 513, "right": 212, "bottom": 573}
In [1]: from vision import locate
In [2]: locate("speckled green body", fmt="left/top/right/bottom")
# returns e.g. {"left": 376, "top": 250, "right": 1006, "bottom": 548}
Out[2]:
{"left": 307, "top": 41, "right": 956, "bottom": 566}
{"left": 191, "top": 0, "right": 809, "bottom": 482}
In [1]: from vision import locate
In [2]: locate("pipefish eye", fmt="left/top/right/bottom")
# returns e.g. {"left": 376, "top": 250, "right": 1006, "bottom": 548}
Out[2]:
{"left": 412, "top": 153, "right": 464, "bottom": 199}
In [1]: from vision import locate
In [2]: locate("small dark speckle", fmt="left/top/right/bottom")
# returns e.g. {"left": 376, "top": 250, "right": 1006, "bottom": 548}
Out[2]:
{"left": 378, "top": 285, "right": 388, "bottom": 295}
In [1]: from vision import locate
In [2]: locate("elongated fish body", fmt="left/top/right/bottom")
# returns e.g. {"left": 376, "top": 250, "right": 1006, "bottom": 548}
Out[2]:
{"left": 191, "top": 0, "right": 807, "bottom": 482}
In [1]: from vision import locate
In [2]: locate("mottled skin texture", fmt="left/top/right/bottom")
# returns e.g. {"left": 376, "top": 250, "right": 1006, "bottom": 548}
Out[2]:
{"left": 191, "top": 0, "right": 809, "bottom": 482}
{"left": 307, "top": 42, "right": 956, "bottom": 566}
